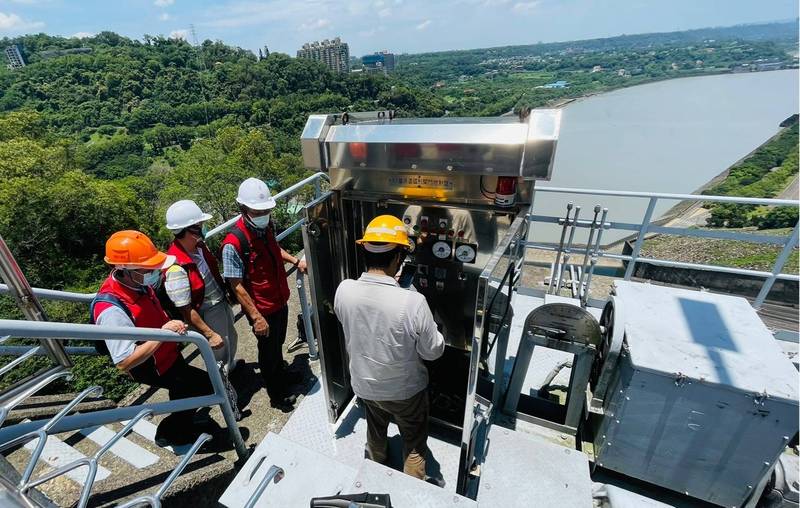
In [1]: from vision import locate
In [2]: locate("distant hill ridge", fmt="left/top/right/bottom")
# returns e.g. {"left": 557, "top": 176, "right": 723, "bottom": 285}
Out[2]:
{"left": 398, "top": 20, "right": 799, "bottom": 60}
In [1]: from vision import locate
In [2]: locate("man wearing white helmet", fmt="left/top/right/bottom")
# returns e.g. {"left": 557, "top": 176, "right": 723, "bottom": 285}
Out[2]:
{"left": 221, "top": 178, "right": 306, "bottom": 411}
{"left": 163, "top": 199, "right": 238, "bottom": 373}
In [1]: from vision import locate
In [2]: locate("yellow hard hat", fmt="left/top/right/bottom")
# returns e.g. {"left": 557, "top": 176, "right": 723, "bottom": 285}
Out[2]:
{"left": 356, "top": 215, "right": 411, "bottom": 251}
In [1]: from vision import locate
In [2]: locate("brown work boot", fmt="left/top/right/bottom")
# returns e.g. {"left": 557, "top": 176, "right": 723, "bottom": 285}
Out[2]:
{"left": 403, "top": 450, "right": 426, "bottom": 480}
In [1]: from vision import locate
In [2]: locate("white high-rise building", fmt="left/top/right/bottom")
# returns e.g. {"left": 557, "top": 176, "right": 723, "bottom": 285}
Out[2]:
{"left": 297, "top": 37, "right": 350, "bottom": 73}
{"left": 5, "top": 45, "right": 25, "bottom": 70}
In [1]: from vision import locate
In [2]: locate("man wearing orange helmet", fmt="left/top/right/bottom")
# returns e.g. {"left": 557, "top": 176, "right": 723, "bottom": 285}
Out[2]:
{"left": 91, "top": 230, "right": 216, "bottom": 448}
{"left": 334, "top": 215, "right": 444, "bottom": 480}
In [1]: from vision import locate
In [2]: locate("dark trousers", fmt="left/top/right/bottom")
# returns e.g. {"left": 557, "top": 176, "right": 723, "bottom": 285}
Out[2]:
{"left": 256, "top": 305, "right": 290, "bottom": 402}
{"left": 130, "top": 354, "right": 213, "bottom": 439}
{"left": 361, "top": 389, "right": 429, "bottom": 479}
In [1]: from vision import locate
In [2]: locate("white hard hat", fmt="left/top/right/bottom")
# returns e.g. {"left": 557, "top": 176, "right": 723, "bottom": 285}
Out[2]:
{"left": 236, "top": 177, "right": 276, "bottom": 211}
{"left": 165, "top": 200, "right": 213, "bottom": 233}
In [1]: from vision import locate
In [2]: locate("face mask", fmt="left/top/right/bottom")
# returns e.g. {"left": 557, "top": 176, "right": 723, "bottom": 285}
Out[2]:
{"left": 141, "top": 270, "right": 161, "bottom": 288}
{"left": 187, "top": 225, "right": 207, "bottom": 240}
{"left": 249, "top": 213, "right": 270, "bottom": 229}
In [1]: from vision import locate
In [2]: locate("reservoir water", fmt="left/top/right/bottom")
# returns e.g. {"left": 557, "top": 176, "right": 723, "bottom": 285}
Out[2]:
{"left": 532, "top": 69, "right": 799, "bottom": 244}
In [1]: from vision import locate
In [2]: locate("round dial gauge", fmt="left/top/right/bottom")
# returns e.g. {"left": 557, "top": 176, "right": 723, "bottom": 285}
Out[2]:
{"left": 432, "top": 241, "right": 452, "bottom": 259}
{"left": 455, "top": 244, "right": 477, "bottom": 263}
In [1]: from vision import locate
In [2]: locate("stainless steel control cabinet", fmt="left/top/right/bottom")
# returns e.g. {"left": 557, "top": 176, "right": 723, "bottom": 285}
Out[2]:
{"left": 594, "top": 281, "right": 799, "bottom": 507}
{"left": 300, "top": 111, "right": 561, "bottom": 495}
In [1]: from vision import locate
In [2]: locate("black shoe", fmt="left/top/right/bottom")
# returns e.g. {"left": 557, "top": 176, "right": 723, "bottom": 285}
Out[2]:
{"left": 269, "top": 394, "right": 297, "bottom": 413}
{"left": 269, "top": 401, "right": 293, "bottom": 413}
{"left": 425, "top": 475, "right": 446, "bottom": 488}
{"left": 195, "top": 419, "right": 223, "bottom": 435}
{"left": 285, "top": 370, "right": 304, "bottom": 385}
{"left": 155, "top": 429, "right": 199, "bottom": 448}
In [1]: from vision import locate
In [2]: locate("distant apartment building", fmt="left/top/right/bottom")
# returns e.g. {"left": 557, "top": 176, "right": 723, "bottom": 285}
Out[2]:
{"left": 5, "top": 45, "right": 25, "bottom": 70}
{"left": 361, "top": 51, "right": 396, "bottom": 73}
{"left": 297, "top": 37, "right": 350, "bottom": 73}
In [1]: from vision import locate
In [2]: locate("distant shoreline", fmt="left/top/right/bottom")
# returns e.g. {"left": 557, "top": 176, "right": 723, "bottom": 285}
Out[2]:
{"left": 545, "top": 68, "right": 798, "bottom": 111}
{"left": 658, "top": 117, "right": 796, "bottom": 223}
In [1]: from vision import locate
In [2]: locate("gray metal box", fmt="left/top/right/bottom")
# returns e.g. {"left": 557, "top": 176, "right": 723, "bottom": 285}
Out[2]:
{"left": 594, "top": 282, "right": 799, "bottom": 507}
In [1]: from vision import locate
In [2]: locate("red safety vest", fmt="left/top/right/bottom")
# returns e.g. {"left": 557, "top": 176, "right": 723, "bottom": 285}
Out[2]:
{"left": 221, "top": 217, "right": 290, "bottom": 316}
{"left": 93, "top": 274, "right": 179, "bottom": 375}
{"left": 166, "top": 241, "right": 226, "bottom": 311}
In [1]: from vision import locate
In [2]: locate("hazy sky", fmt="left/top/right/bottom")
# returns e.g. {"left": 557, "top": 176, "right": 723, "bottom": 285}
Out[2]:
{"left": 0, "top": 0, "right": 797, "bottom": 56}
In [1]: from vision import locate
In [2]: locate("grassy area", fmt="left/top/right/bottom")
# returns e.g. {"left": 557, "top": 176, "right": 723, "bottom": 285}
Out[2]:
{"left": 641, "top": 228, "right": 799, "bottom": 275}
{"left": 704, "top": 121, "right": 799, "bottom": 229}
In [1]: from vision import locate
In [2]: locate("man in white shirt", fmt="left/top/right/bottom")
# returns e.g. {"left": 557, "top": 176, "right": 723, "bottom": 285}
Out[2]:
{"left": 91, "top": 230, "right": 215, "bottom": 448}
{"left": 334, "top": 215, "right": 444, "bottom": 480}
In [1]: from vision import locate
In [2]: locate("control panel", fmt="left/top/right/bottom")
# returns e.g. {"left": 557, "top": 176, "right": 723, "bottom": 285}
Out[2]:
{"left": 402, "top": 212, "right": 479, "bottom": 294}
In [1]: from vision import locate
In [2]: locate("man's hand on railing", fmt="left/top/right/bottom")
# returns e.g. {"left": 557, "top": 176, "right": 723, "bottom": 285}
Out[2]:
{"left": 296, "top": 258, "right": 307, "bottom": 274}
{"left": 162, "top": 320, "right": 188, "bottom": 335}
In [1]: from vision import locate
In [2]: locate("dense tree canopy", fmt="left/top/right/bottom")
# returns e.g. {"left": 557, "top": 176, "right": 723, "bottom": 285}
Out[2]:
{"left": 0, "top": 32, "right": 446, "bottom": 290}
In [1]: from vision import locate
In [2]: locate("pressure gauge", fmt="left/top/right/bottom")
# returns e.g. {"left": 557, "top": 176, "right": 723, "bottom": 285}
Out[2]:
{"left": 455, "top": 244, "right": 477, "bottom": 263}
{"left": 432, "top": 241, "right": 452, "bottom": 259}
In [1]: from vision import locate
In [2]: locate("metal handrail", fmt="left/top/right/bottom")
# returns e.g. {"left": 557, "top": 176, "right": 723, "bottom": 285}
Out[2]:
{"left": 205, "top": 172, "right": 330, "bottom": 239}
{"left": 1, "top": 384, "right": 211, "bottom": 508}
{"left": 0, "top": 319, "right": 247, "bottom": 460}
{"left": 243, "top": 465, "right": 285, "bottom": 508}
{"left": 536, "top": 186, "right": 800, "bottom": 206}
{"left": 528, "top": 186, "right": 799, "bottom": 309}
{"left": 0, "top": 171, "right": 330, "bottom": 305}
{"left": 116, "top": 433, "right": 212, "bottom": 508}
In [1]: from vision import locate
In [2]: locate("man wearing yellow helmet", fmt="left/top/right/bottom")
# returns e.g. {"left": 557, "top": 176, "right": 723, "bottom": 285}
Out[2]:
{"left": 334, "top": 215, "right": 444, "bottom": 480}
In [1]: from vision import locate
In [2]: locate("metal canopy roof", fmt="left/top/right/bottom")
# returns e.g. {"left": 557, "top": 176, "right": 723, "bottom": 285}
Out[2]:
{"left": 300, "top": 109, "right": 562, "bottom": 179}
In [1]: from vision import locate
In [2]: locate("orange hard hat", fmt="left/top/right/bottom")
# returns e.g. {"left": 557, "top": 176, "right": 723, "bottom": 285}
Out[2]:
{"left": 104, "top": 230, "right": 175, "bottom": 270}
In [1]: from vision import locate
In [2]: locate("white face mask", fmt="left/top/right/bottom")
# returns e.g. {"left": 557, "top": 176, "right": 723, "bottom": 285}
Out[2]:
{"left": 249, "top": 213, "right": 270, "bottom": 229}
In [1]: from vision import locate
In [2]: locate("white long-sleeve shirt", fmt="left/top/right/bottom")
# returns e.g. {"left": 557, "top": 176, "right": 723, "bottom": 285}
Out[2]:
{"left": 334, "top": 272, "right": 445, "bottom": 401}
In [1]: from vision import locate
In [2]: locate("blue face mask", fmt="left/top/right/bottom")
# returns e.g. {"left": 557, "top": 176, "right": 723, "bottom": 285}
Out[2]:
{"left": 249, "top": 213, "right": 270, "bottom": 229}
{"left": 142, "top": 270, "right": 161, "bottom": 288}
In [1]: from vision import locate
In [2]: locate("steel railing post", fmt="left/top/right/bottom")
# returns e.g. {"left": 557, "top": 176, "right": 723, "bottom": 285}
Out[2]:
{"left": 0, "top": 234, "right": 71, "bottom": 368}
{"left": 296, "top": 268, "right": 318, "bottom": 359}
{"left": 184, "top": 330, "right": 248, "bottom": 460}
{"left": 754, "top": 219, "right": 800, "bottom": 309}
{"left": 624, "top": 197, "right": 658, "bottom": 280}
